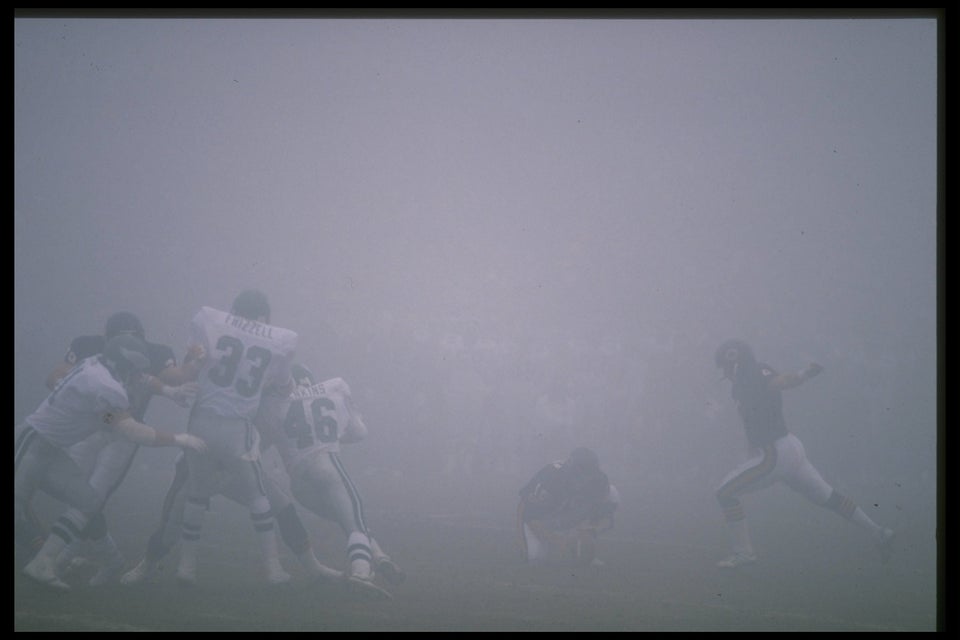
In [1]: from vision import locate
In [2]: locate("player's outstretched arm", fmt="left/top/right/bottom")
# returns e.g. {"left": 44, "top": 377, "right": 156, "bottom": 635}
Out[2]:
{"left": 770, "top": 363, "right": 823, "bottom": 391}
{"left": 106, "top": 412, "right": 207, "bottom": 451}
{"left": 157, "top": 344, "right": 207, "bottom": 386}
{"left": 145, "top": 376, "right": 198, "bottom": 408}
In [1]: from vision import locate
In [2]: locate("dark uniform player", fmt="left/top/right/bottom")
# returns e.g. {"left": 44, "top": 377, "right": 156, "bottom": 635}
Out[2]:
{"left": 518, "top": 447, "right": 619, "bottom": 566}
{"left": 713, "top": 339, "right": 896, "bottom": 568}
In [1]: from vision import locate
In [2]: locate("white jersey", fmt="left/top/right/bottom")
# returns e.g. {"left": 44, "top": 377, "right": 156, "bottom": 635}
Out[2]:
{"left": 274, "top": 377, "right": 367, "bottom": 472}
{"left": 24, "top": 356, "right": 131, "bottom": 448}
{"left": 190, "top": 306, "right": 297, "bottom": 421}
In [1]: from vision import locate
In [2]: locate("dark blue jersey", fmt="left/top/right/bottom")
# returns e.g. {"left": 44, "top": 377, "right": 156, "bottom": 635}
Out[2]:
{"left": 520, "top": 460, "right": 611, "bottom": 531}
{"left": 731, "top": 362, "right": 788, "bottom": 447}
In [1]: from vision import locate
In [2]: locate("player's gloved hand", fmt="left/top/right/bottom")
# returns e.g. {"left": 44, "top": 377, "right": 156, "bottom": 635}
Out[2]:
{"left": 163, "top": 382, "right": 198, "bottom": 408}
{"left": 183, "top": 344, "right": 207, "bottom": 370}
{"left": 174, "top": 433, "right": 207, "bottom": 453}
{"left": 185, "top": 344, "right": 207, "bottom": 364}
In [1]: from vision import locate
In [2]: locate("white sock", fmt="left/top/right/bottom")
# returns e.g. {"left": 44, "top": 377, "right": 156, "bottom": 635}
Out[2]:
{"left": 523, "top": 524, "right": 549, "bottom": 564}
{"left": 178, "top": 499, "right": 206, "bottom": 578}
{"left": 347, "top": 531, "right": 373, "bottom": 578}
{"left": 251, "top": 510, "right": 287, "bottom": 579}
{"left": 33, "top": 510, "right": 87, "bottom": 569}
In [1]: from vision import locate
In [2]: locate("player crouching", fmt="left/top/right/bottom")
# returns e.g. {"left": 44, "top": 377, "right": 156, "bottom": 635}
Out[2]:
{"left": 518, "top": 447, "right": 619, "bottom": 567}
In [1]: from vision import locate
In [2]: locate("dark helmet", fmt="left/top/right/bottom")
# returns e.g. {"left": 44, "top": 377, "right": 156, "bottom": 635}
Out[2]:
{"left": 102, "top": 333, "right": 152, "bottom": 384}
{"left": 104, "top": 311, "right": 145, "bottom": 340}
{"left": 292, "top": 363, "right": 315, "bottom": 388}
{"left": 567, "top": 447, "right": 600, "bottom": 472}
{"left": 715, "top": 339, "right": 756, "bottom": 375}
{"left": 231, "top": 289, "right": 270, "bottom": 322}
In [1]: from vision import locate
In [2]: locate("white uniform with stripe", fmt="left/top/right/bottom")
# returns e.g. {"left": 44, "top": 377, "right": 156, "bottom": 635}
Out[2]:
{"left": 185, "top": 306, "right": 296, "bottom": 496}
{"left": 15, "top": 357, "right": 133, "bottom": 552}
{"left": 270, "top": 377, "right": 376, "bottom": 578}
{"left": 177, "top": 306, "right": 297, "bottom": 582}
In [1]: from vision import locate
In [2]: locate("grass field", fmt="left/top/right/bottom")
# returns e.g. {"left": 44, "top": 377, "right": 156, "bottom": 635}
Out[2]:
{"left": 15, "top": 464, "right": 940, "bottom": 632}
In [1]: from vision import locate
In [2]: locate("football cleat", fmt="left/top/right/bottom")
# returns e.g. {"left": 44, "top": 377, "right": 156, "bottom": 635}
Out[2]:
{"left": 176, "top": 564, "right": 197, "bottom": 587}
{"left": 375, "top": 558, "right": 406, "bottom": 586}
{"left": 265, "top": 567, "right": 292, "bottom": 585}
{"left": 23, "top": 556, "right": 71, "bottom": 592}
{"left": 121, "top": 557, "right": 162, "bottom": 586}
{"left": 717, "top": 551, "right": 757, "bottom": 569}
{"left": 346, "top": 574, "right": 392, "bottom": 600}
{"left": 89, "top": 553, "right": 126, "bottom": 587}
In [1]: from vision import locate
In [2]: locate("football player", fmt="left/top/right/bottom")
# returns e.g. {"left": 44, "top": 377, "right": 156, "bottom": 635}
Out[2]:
{"left": 712, "top": 339, "right": 896, "bottom": 568}
{"left": 518, "top": 447, "right": 619, "bottom": 566}
{"left": 35, "top": 311, "right": 200, "bottom": 586}
{"left": 16, "top": 334, "right": 206, "bottom": 591}
{"left": 258, "top": 364, "right": 404, "bottom": 599}
{"left": 120, "top": 447, "right": 344, "bottom": 587}
{"left": 174, "top": 289, "right": 298, "bottom": 586}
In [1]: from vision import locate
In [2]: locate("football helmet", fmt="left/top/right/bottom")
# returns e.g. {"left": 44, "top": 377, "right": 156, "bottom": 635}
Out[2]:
{"left": 231, "top": 289, "right": 270, "bottom": 322}
{"left": 714, "top": 339, "right": 755, "bottom": 377}
{"left": 102, "top": 334, "right": 152, "bottom": 384}
{"left": 291, "top": 363, "right": 315, "bottom": 389}
{"left": 104, "top": 311, "right": 145, "bottom": 340}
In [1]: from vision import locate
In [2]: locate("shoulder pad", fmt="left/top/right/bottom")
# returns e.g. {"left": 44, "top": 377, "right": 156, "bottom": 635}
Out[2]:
{"left": 321, "top": 377, "right": 349, "bottom": 395}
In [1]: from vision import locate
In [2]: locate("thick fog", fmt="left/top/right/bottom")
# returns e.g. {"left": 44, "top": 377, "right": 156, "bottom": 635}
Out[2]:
{"left": 15, "top": 16, "right": 939, "bottom": 629}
